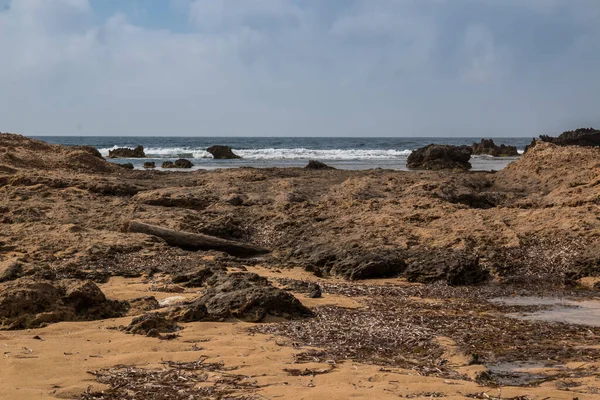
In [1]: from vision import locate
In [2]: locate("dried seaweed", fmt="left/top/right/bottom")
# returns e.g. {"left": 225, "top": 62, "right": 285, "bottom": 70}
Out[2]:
{"left": 81, "top": 356, "right": 258, "bottom": 400}
{"left": 251, "top": 280, "right": 600, "bottom": 382}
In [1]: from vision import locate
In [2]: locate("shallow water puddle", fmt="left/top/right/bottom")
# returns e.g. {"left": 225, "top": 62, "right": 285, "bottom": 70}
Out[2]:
{"left": 493, "top": 296, "right": 600, "bottom": 327}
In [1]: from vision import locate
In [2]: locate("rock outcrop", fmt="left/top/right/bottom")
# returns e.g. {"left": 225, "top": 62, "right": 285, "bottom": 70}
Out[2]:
{"left": 207, "top": 145, "right": 241, "bottom": 159}
{"left": 540, "top": 128, "right": 600, "bottom": 147}
{"left": 108, "top": 146, "right": 145, "bottom": 158}
{"left": 404, "top": 250, "right": 489, "bottom": 285}
{"left": 305, "top": 160, "right": 334, "bottom": 170}
{"left": 407, "top": 144, "right": 472, "bottom": 170}
{"left": 170, "top": 272, "right": 313, "bottom": 322}
{"left": 471, "top": 139, "right": 519, "bottom": 157}
{"left": 0, "top": 280, "right": 128, "bottom": 329}
{"left": 116, "top": 163, "right": 134, "bottom": 170}
{"left": 162, "top": 159, "right": 194, "bottom": 168}
{"left": 143, "top": 161, "right": 155, "bottom": 169}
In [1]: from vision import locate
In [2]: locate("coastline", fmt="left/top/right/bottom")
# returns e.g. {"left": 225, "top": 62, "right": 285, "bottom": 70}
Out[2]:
{"left": 2, "top": 133, "right": 600, "bottom": 399}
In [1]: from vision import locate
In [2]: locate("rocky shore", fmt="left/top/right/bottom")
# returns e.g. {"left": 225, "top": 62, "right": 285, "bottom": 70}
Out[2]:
{"left": 2, "top": 132, "right": 600, "bottom": 399}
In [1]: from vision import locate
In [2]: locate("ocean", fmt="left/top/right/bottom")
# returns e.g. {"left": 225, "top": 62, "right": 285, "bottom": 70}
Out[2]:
{"left": 34, "top": 136, "right": 532, "bottom": 171}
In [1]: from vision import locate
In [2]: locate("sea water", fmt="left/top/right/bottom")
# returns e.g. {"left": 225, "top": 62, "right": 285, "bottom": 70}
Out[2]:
{"left": 35, "top": 136, "right": 532, "bottom": 171}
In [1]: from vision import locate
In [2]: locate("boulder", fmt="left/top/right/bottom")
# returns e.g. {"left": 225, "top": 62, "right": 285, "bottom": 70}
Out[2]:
{"left": 116, "top": 162, "right": 134, "bottom": 170}
{"left": 540, "top": 128, "right": 600, "bottom": 147}
{"left": 305, "top": 160, "right": 334, "bottom": 170}
{"left": 471, "top": 139, "right": 519, "bottom": 157}
{"left": 407, "top": 144, "right": 472, "bottom": 170}
{"left": 171, "top": 265, "right": 227, "bottom": 287}
{"left": 171, "top": 272, "right": 313, "bottom": 322}
{"left": 282, "top": 280, "right": 322, "bottom": 298}
{"left": 404, "top": 250, "right": 489, "bottom": 286}
{"left": 174, "top": 159, "right": 194, "bottom": 168}
{"left": 162, "top": 159, "right": 194, "bottom": 168}
{"left": 143, "top": 161, "right": 156, "bottom": 169}
{"left": 108, "top": 146, "right": 145, "bottom": 158}
{"left": 0, "top": 280, "right": 128, "bottom": 329}
{"left": 124, "top": 312, "right": 180, "bottom": 336}
{"left": 302, "top": 247, "right": 406, "bottom": 280}
{"left": 207, "top": 145, "right": 242, "bottom": 159}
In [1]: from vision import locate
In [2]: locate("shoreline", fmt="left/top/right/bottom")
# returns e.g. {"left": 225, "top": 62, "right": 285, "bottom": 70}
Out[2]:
{"left": 2, "top": 134, "right": 600, "bottom": 399}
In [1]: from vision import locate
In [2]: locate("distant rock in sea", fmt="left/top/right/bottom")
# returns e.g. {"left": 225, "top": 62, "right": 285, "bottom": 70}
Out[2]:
{"left": 305, "top": 160, "right": 334, "bottom": 170}
{"left": 539, "top": 127, "right": 600, "bottom": 147}
{"left": 207, "top": 145, "right": 241, "bottom": 159}
{"left": 407, "top": 144, "right": 472, "bottom": 170}
{"left": 162, "top": 159, "right": 194, "bottom": 168}
{"left": 108, "top": 145, "right": 145, "bottom": 158}
{"left": 471, "top": 139, "right": 519, "bottom": 157}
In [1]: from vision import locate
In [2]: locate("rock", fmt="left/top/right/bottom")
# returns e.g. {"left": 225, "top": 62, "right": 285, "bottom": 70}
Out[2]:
{"left": 162, "top": 159, "right": 194, "bottom": 168}
{"left": 143, "top": 161, "right": 156, "bottom": 169}
{"left": 124, "top": 312, "right": 180, "bottom": 336}
{"left": 171, "top": 272, "right": 313, "bottom": 322}
{"left": 71, "top": 146, "right": 104, "bottom": 159}
{"left": 404, "top": 250, "right": 489, "bottom": 286}
{"left": 302, "top": 247, "right": 406, "bottom": 280}
{"left": 116, "top": 162, "right": 134, "bottom": 170}
{"left": 127, "top": 296, "right": 160, "bottom": 315}
{"left": 281, "top": 279, "right": 322, "bottom": 298}
{"left": 108, "top": 146, "right": 145, "bottom": 158}
{"left": 174, "top": 159, "right": 193, "bottom": 168}
{"left": 0, "top": 260, "right": 22, "bottom": 283}
{"left": 407, "top": 144, "right": 472, "bottom": 170}
{"left": 471, "top": 139, "right": 519, "bottom": 157}
{"left": 171, "top": 265, "right": 227, "bottom": 287}
{"left": 0, "top": 280, "right": 128, "bottom": 330}
{"left": 523, "top": 138, "right": 537, "bottom": 154}
{"left": 540, "top": 127, "right": 600, "bottom": 147}
{"left": 207, "top": 145, "right": 241, "bottom": 159}
{"left": 305, "top": 160, "right": 334, "bottom": 170}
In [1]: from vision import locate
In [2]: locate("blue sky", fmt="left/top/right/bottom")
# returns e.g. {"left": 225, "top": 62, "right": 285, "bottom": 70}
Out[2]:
{"left": 0, "top": 0, "right": 599, "bottom": 137}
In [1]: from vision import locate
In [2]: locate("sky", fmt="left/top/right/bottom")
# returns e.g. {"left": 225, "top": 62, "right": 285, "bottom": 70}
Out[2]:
{"left": 0, "top": 0, "right": 599, "bottom": 137}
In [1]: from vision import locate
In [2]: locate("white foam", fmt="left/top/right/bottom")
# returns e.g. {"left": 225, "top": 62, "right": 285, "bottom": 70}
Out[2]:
{"left": 98, "top": 146, "right": 413, "bottom": 160}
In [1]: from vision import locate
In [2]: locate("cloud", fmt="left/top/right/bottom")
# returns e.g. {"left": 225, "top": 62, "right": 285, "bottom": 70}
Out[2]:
{"left": 0, "top": 0, "right": 598, "bottom": 136}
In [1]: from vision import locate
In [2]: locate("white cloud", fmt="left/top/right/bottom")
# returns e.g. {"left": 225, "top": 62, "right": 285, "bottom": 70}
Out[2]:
{"left": 0, "top": 0, "right": 598, "bottom": 136}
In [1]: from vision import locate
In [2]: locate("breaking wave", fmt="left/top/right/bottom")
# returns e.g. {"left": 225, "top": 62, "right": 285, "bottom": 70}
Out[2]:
{"left": 98, "top": 146, "right": 413, "bottom": 160}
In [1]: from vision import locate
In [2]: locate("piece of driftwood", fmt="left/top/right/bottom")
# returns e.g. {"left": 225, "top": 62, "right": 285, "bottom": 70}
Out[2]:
{"left": 126, "top": 220, "right": 269, "bottom": 257}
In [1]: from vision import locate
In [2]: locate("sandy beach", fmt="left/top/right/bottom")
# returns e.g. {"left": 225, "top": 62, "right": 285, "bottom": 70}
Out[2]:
{"left": 3, "top": 133, "right": 600, "bottom": 399}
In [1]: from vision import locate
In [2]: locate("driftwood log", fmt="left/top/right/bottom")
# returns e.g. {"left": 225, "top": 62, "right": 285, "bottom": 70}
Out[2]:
{"left": 126, "top": 221, "right": 269, "bottom": 257}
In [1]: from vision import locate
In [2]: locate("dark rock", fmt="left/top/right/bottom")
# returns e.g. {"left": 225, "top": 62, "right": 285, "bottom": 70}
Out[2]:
{"left": 301, "top": 246, "right": 406, "bottom": 280}
{"left": 305, "top": 160, "right": 334, "bottom": 170}
{"left": 471, "top": 139, "right": 519, "bottom": 157}
{"left": 116, "top": 162, "right": 134, "bottom": 170}
{"left": 539, "top": 127, "right": 600, "bottom": 147}
{"left": 162, "top": 159, "right": 194, "bottom": 168}
{"left": 108, "top": 145, "right": 145, "bottom": 158}
{"left": 407, "top": 144, "right": 472, "bottom": 170}
{"left": 143, "top": 161, "right": 156, "bottom": 169}
{"left": 0, "top": 280, "right": 127, "bottom": 330}
{"left": 281, "top": 279, "right": 322, "bottom": 298}
{"left": 174, "top": 159, "right": 194, "bottom": 168}
{"left": 404, "top": 250, "right": 489, "bottom": 286}
{"left": 171, "top": 272, "right": 313, "bottom": 322}
{"left": 125, "top": 312, "right": 180, "bottom": 336}
{"left": 171, "top": 265, "right": 227, "bottom": 287}
{"left": 207, "top": 145, "right": 241, "bottom": 159}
